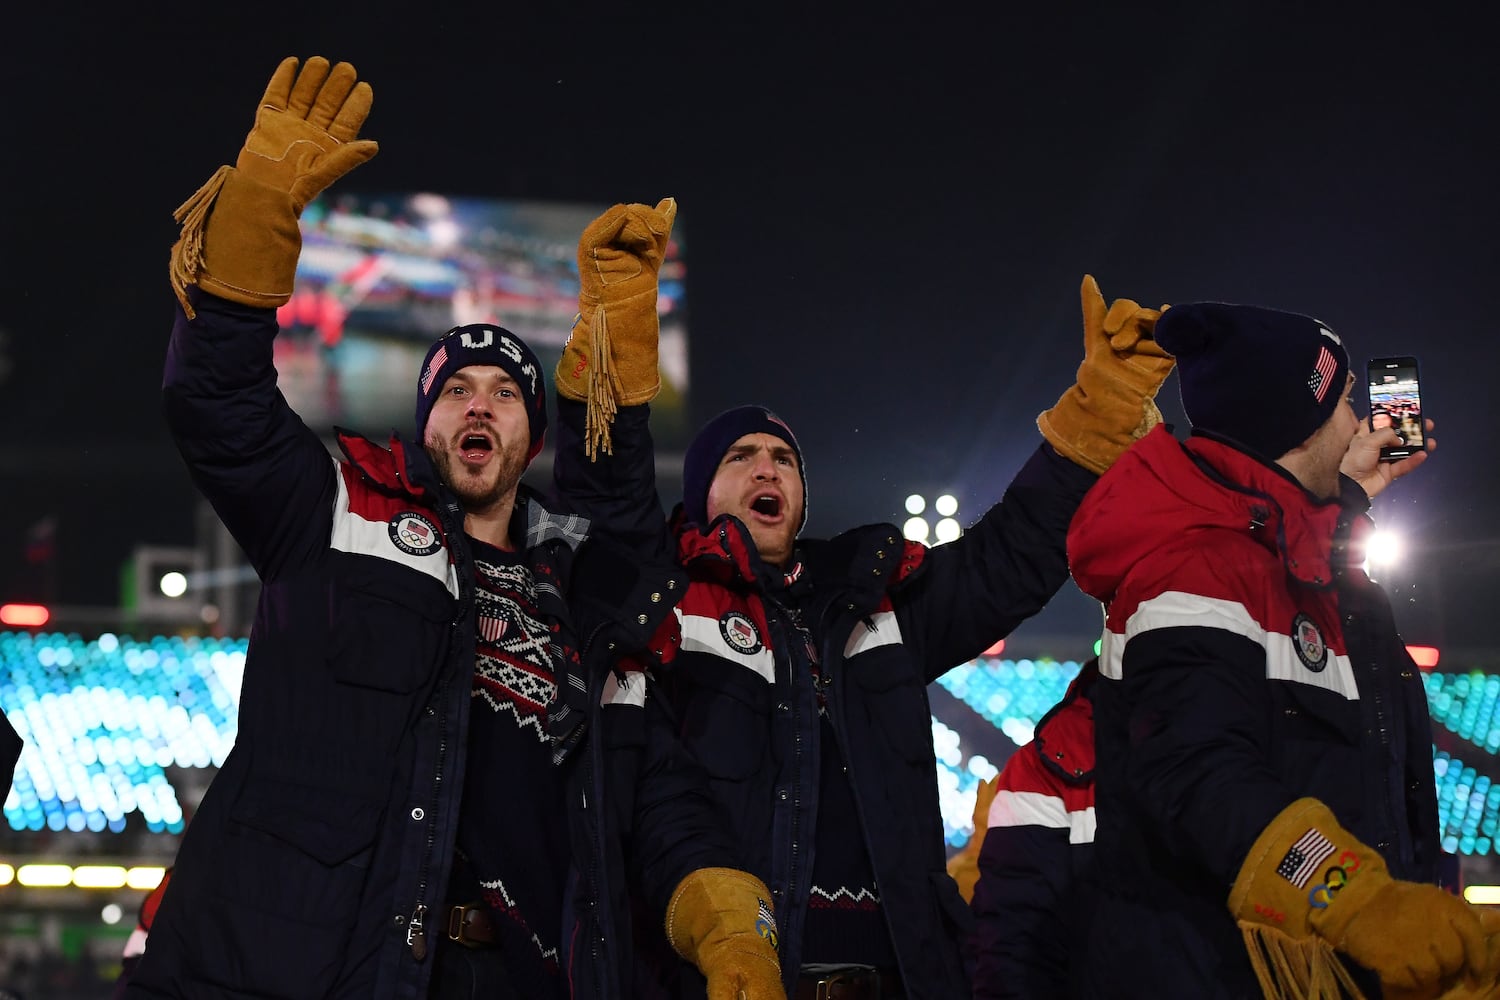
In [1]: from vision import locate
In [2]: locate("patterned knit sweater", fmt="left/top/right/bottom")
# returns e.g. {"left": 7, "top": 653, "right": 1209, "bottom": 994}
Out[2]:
{"left": 454, "top": 538, "right": 568, "bottom": 999}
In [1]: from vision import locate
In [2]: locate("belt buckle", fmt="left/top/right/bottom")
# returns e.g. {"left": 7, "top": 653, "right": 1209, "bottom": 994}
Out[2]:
{"left": 815, "top": 966, "right": 880, "bottom": 1000}
{"left": 445, "top": 904, "right": 468, "bottom": 943}
{"left": 445, "top": 903, "right": 481, "bottom": 946}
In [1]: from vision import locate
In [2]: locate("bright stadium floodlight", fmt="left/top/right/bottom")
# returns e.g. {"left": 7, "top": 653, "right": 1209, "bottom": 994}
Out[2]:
{"left": 131, "top": 544, "right": 206, "bottom": 622}
{"left": 101, "top": 903, "right": 124, "bottom": 925}
{"left": 905, "top": 491, "right": 964, "bottom": 545}
{"left": 1367, "top": 529, "right": 1402, "bottom": 566}
{"left": 904, "top": 492, "right": 932, "bottom": 544}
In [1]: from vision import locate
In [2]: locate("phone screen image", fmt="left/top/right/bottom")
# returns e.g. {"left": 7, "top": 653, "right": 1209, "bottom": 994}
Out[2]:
{"left": 1367, "top": 356, "right": 1424, "bottom": 461}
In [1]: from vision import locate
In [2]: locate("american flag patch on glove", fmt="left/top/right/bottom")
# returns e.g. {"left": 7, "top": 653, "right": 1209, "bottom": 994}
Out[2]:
{"left": 1276, "top": 828, "right": 1337, "bottom": 889}
{"left": 756, "top": 897, "right": 779, "bottom": 949}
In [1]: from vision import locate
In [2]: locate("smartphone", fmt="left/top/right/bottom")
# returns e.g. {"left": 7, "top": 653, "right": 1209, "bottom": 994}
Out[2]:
{"left": 1366, "top": 356, "right": 1425, "bottom": 462}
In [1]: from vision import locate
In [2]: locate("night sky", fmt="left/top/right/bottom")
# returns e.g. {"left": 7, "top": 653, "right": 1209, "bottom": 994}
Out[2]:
{"left": 3, "top": 5, "right": 1496, "bottom": 655}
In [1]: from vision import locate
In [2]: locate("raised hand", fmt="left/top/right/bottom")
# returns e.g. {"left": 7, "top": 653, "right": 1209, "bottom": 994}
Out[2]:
{"left": 236, "top": 56, "right": 379, "bottom": 211}
{"left": 170, "top": 57, "right": 379, "bottom": 316}
{"left": 557, "top": 197, "right": 678, "bottom": 457}
{"left": 1037, "top": 275, "right": 1175, "bottom": 475}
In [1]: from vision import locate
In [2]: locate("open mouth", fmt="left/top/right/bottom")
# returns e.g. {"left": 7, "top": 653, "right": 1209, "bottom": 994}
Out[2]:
{"left": 750, "top": 494, "right": 782, "bottom": 518}
{"left": 459, "top": 432, "right": 493, "bottom": 461}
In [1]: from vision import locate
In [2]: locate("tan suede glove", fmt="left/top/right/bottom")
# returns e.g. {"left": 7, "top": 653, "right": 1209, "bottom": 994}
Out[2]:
{"left": 666, "top": 867, "right": 786, "bottom": 1000}
{"left": 1230, "top": 797, "right": 1496, "bottom": 999}
{"left": 1037, "top": 275, "right": 1174, "bottom": 475}
{"left": 1426, "top": 908, "right": 1500, "bottom": 1000}
{"left": 946, "top": 776, "right": 999, "bottom": 903}
{"left": 170, "top": 56, "right": 379, "bottom": 317}
{"left": 556, "top": 197, "right": 677, "bottom": 458}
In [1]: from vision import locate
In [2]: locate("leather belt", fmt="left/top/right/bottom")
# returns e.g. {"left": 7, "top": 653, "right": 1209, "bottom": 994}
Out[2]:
{"left": 443, "top": 902, "right": 498, "bottom": 949}
{"left": 794, "top": 966, "right": 894, "bottom": 1000}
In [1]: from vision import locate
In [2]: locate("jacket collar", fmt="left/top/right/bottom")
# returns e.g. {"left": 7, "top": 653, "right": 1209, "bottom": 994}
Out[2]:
{"left": 514, "top": 487, "right": 590, "bottom": 554}
{"left": 1182, "top": 433, "right": 1346, "bottom": 587}
{"left": 674, "top": 512, "right": 918, "bottom": 619}
{"left": 336, "top": 428, "right": 439, "bottom": 500}
{"left": 674, "top": 513, "right": 768, "bottom": 588}
{"left": 1070, "top": 426, "right": 1364, "bottom": 604}
{"left": 336, "top": 428, "right": 589, "bottom": 553}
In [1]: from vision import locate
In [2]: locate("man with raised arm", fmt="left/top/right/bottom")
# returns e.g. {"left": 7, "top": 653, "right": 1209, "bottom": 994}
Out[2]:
{"left": 127, "top": 58, "right": 782, "bottom": 1000}
{"left": 552, "top": 200, "right": 1174, "bottom": 999}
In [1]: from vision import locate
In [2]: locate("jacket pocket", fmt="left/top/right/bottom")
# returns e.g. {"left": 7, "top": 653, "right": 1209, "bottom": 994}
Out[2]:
{"left": 852, "top": 654, "right": 933, "bottom": 764}
{"left": 197, "top": 772, "right": 382, "bottom": 996}
{"left": 229, "top": 774, "right": 382, "bottom": 867}
{"left": 327, "top": 564, "right": 453, "bottom": 694}
{"left": 1277, "top": 680, "right": 1362, "bottom": 745}
{"left": 1273, "top": 680, "right": 1364, "bottom": 809}
{"left": 678, "top": 659, "right": 771, "bottom": 781}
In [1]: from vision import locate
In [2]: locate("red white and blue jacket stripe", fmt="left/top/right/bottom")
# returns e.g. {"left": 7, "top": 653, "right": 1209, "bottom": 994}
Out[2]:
{"left": 1066, "top": 425, "right": 1440, "bottom": 998}
{"left": 969, "top": 661, "right": 1098, "bottom": 999}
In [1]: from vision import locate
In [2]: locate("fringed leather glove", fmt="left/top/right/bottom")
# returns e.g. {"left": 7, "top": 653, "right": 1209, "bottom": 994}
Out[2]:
{"left": 1037, "top": 274, "right": 1174, "bottom": 475}
{"left": 666, "top": 867, "right": 786, "bottom": 1000}
{"left": 1230, "top": 797, "right": 1497, "bottom": 1000}
{"left": 170, "top": 56, "right": 378, "bottom": 317}
{"left": 556, "top": 197, "right": 676, "bottom": 458}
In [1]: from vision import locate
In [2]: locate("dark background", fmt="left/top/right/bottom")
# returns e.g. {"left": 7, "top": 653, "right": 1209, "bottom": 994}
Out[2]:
{"left": 2, "top": 4, "right": 1495, "bottom": 654}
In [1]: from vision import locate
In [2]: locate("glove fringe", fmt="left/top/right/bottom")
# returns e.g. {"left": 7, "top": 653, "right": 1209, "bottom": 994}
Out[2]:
{"left": 168, "top": 164, "right": 232, "bottom": 319}
{"left": 584, "top": 303, "right": 619, "bottom": 459}
{"left": 1239, "top": 921, "right": 1367, "bottom": 1000}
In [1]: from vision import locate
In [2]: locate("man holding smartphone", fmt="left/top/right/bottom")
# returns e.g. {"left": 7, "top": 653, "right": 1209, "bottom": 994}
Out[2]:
{"left": 1065, "top": 302, "right": 1492, "bottom": 999}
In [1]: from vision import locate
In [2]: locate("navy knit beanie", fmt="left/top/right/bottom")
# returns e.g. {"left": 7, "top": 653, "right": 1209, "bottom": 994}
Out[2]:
{"left": 682, "top": 405, "right": 807, "bottom": 529}
{"left": 1154, "top": 302, "right": 1350, "bottom": 461}
{"left": 414, "top": 324, "right": 548, "bottom": 459}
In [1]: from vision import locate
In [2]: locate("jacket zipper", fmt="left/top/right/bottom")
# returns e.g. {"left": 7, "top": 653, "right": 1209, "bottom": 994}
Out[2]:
{"left": 410, "top": 496, "right": 467, "bottom": 961}
{"left": 408, "top": 681, "right": 449, "bottom": 960}
{"left": 579, "top": 620, "right": 610, "bottom": 984}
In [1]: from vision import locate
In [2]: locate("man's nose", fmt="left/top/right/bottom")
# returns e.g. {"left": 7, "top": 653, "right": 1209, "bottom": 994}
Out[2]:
{"left": 466, "top": 395, "right": 492, "bottom": 418}
{"left": 752, "top": 455, "right": 780, "bottom": 480}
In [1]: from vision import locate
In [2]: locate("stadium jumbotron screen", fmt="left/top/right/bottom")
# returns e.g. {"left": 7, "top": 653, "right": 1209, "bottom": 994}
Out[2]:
{"left": 272, "top": 191, "right": 692, "bottom": 448}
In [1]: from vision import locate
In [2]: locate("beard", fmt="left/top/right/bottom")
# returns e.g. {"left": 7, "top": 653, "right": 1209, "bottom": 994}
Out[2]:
{"left": 745, "top": 517, "right": 798, "bottom": 569}
{"left": 424, "top": 432, "right": 531, "bottom": 513}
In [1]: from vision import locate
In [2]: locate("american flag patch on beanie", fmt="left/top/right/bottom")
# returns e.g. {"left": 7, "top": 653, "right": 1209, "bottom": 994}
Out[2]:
{"left": 421, "top": 344, "right": 449, "bottom": 395}
{"left": 1308, "top": 345, "right": 1339, "bottom": 402}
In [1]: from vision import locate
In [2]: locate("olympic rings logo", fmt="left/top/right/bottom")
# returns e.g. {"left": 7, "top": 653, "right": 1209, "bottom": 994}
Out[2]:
{"left": 756, "top": 916, "right": 779, "bottom": 950}
{"left": 1308, "top": 851, "right": 1363, "bottom": 908}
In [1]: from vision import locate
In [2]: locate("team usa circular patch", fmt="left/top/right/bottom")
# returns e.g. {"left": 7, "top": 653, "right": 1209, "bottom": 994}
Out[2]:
{"left": 719, "top": 611, "right": 764, "bottom": 655}
{"left": 1292, "top": 613, "right": 1328, "bottom": 672}
{"left": 389, "top": 512, "right": 442, "bottom": 556}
